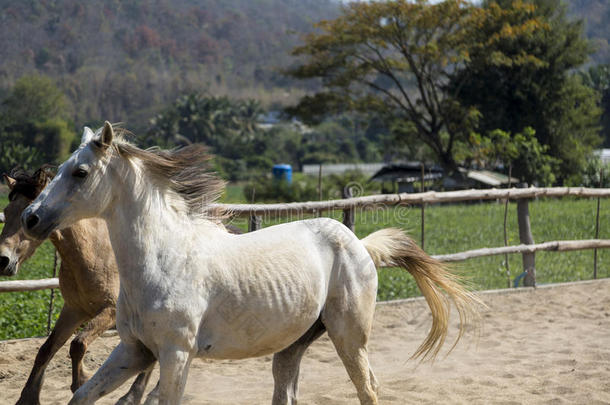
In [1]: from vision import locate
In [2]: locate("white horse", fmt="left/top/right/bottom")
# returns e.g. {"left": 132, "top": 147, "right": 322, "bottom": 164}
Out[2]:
{"left": 23, "top": 122, "right": 482, "bottom": 405}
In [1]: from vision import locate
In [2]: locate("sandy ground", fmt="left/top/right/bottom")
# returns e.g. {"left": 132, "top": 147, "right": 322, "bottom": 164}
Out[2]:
{"left": 1, "top": 279, "right": 609, "bottom": 404}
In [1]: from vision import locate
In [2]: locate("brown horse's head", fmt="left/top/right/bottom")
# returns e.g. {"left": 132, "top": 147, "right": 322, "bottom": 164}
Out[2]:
{"left": 0, "top": 167, "right": 53, "bottom": 276}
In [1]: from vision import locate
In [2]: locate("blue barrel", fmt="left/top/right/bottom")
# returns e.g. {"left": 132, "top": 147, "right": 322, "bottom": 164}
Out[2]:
{"left": 272, "top": 164, "right": 292, "bottom": 184}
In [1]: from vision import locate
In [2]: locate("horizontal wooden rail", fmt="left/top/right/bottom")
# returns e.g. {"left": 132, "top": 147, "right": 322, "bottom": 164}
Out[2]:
{"left": 0, "top": 278, "right": 59, "bottom": 293}
{"left": 432, "top": 239, "right": 610, "bottom": 262}
{"left": 2, "top": 239, "right": 608, "bottom": 293}
{"left": 213, "top": 187, "right": 610, "bottom": 217}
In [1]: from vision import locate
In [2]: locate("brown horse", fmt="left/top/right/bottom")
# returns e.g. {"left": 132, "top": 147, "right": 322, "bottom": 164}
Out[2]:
{"left": 0, "top": 168, "right": 151, "bottom": 405}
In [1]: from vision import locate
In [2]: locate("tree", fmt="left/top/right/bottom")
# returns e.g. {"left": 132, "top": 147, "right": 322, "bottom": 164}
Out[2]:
{"left": 0, "top": 74, "right": 75, "bottom": 174}
{"left": 1, "top": 74, "right": 70, "bottom": 126}
{"left": 288, "top": 0, "right": 477, "bottom": 172}
{"left": 582, "top": 64, "right": 610, "bottom": 147}
{"left": 146, "top": 93, "right": 263, "bottom": 151}
{"left": 460, "top": 128, "right": 558, "bottom": 185}
{"left": 453, "top": 0, "right": 601, "bottom": 182}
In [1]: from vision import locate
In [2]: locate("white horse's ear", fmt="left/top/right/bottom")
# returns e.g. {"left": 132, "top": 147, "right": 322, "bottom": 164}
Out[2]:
{"left": 3, "top": 174, "right": 16, "bottom": 190}
{"left": 81, "top": 127, "right": 95, "bottom": 144}
{"left": 93, "top": 121, "right": 114, "bottom": 150}
{"left": 100, "top": 121, "right": 114, "bottom": 148}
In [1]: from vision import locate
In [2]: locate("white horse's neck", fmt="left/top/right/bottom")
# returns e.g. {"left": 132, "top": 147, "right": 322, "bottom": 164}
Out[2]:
{"left": 100, "top": 157, "right": 218, "bottom": 293}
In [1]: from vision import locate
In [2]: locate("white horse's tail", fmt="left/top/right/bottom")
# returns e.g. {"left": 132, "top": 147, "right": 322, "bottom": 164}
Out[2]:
{"left": 362, "top": 228, "right": 483, "bottom": 361}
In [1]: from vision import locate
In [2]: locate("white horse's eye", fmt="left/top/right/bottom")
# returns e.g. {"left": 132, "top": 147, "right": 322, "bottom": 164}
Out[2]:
{"left": 72, "top": 168, "right": 88, "bottom": 178}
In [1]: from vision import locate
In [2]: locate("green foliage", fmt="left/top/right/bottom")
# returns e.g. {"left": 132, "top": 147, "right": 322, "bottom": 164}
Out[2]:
{"left": 147, "top": 94, "right": 262, "bottom": 148}
{"left": 454, "top": 0, "right": 601, "bottom": 183}
{"left": 32, "top": 118, "right": 77, "bottom": 163}
{"left": 461, "top": 127, "right": 558, "bottom": 185}
{"left": 1, "top": 74, "right": 70, "bottom": 126}
{"left": 581, "top": 64, "right": 610, "bottom": 147}
{"left": 0, "top": 196, "right": 63, "bottom": 340}
{"left": 0, "top": 142, "right": 41, "bottom": 174}
{"left": 573, "top": 156, "right": 610, "bottom": 187}
{"left": 301, "top": 120, "right": 359, "bottom": 164}
{"left": 510, "top": 128, "right": 558, "bottom": 185}
{"left": 0, "top": 74, "right": 76, "bottom": 174}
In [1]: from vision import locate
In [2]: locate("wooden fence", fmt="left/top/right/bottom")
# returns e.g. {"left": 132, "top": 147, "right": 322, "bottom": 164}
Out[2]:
{"left": 0, "top": 186, "right": 608, "bottom": 293}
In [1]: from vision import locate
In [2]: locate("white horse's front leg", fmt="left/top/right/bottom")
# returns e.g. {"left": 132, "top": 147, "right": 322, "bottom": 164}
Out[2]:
{"left": 69, "top": 341, "right": 155, "bottom": 405}
{"left": 156, "top": 347, "right": 192, "bottom": 405}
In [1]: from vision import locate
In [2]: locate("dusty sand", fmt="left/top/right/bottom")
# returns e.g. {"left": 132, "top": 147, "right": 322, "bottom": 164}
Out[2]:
{"left": 1, "top": 279, "right": 609, "bottom": 404}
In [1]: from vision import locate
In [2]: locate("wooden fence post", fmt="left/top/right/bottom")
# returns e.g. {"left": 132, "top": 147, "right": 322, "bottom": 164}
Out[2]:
{"left": 594, "top": 168, "right": 603, "bottom": 279}
{"left": 342, "top": 186, "right": 355, "bottom": 232}
{"left": 420, "top": 163, "right": 425, "bottom": 250}
{"left": 503, "top": 165, "right": 512, "bottom": 288}
{"left": 46, "top": 249, "right": 59, "bottom": 335}
{"left": 248, "top": 215, "right": 262, "bottom": 232}
{"left": 516, "top": 183, "right": 536, "bottom": 286}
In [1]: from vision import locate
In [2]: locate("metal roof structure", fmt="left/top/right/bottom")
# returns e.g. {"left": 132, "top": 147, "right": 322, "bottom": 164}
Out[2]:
{"left": 464, "top": 169, "right": 519, "bottom": 187}
{"left": 370, "top": 162, "right": 443, "bottom": 183}
{"left": 370, "top": 163, "right": 519, "bottom": 190}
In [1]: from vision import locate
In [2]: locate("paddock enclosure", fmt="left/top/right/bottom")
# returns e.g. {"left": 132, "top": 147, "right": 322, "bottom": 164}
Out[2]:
{"left": 0, "top": 279, "right": 608, "bottom": 404}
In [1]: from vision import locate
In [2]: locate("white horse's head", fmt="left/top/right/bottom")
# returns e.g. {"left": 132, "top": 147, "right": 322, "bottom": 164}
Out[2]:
{"left": 22, "top": 121, "right": 225, "bottom": 240}
{"left": 22, "top": 122, "right": 117, "bottom": 239}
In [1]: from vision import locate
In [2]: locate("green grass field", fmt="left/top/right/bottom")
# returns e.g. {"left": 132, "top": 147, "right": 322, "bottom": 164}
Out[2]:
{"left": 0, "top": 193, "right": 64, "bottom": 339}
{"left": 0, "top": 187, "right": 607, "bottom": 339}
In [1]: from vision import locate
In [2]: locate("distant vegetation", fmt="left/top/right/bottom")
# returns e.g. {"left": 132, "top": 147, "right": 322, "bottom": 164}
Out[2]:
{"left": 0, "top": 0, "right": 340, "bottom": 132}
{"left": 569, "top": 0, "right": 610, "bottom": 65}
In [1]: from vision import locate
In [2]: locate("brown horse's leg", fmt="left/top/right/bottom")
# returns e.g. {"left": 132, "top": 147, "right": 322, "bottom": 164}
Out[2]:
{"left": 115, "top": 366, "right": 155, "bottom": 405}
{"left": 17, "top": 307, "right": 86, "bottom": 405}
{"left": 69, "top": 305, "right": 116, "bottom": 392}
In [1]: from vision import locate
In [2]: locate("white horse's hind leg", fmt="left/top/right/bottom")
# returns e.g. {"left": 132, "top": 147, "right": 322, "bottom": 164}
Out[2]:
{"left": 329, "top": 337, "right": 378, "bottom": 405}
{"left": 323, "top": 265, "right": 378, "bottom": 404}
{"left": 272, "top": 318, "right": 326, "bottom": 405}
{"left": 69, "top": 341, "right": 155, "bottom": 405}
